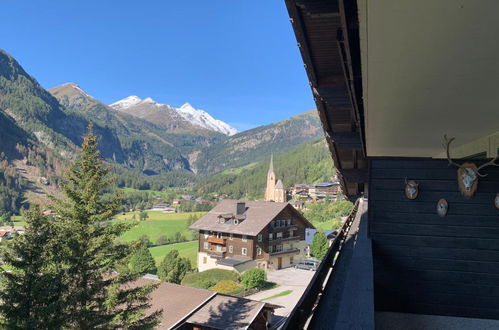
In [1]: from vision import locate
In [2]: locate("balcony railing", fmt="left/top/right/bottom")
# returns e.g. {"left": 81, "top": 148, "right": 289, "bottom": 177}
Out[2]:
{"left": 207, "top": 247, "right": 226, "bottom": 258}
{"left": 269, "top": 224, "right": 298, "bottom": 232}
{"left": 283, "top": 198, "right": 361, "bottom": 329}
{"left": 268, "top": 235, "right": 301, "bottom": 243}
{"left": 269, "top": 248, "right": 300, "bottom": 256}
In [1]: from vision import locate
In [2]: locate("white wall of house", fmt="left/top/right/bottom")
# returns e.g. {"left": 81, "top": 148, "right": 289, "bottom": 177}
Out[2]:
{"left": 197, "top": 252, "right": 258, "bottom": 273}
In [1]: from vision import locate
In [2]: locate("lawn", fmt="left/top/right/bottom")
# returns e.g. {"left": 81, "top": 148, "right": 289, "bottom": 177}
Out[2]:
{"left": 114, "top": 211, "right": 205, "bottom": 243}
{"left": 149, "top": 241, "right": 198, "bottom": 268}
{"left": 311, "top": 218, "right": 338, "bottom": 231}
{"left": 262, "top": 290, "right": 293, "bottom": 301}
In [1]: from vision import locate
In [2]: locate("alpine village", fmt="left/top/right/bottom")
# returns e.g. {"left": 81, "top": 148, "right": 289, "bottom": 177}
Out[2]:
{"left": 1, "top": 1, "right": 499, "bottom": 330}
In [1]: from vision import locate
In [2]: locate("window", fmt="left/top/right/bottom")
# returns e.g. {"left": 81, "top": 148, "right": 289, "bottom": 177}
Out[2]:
{"left": 242, "top": 235, "right": 247, "bottom": 242}
{"left": 269, "top": 233, "right": 273, "bottom": 240}
{"left": 229, "top": 245, "right": 233, "bottom": 253}
{"left": 203, "top": 242, "right": 209, "bottom": 250}
{"left": 234, "top": 219, "right": 239, "bottom": 225}
{"left": 220, "top": 218, "right": 225, "bottom": 224}
{"left": 217, "top": 232, "right": 222, "bottom": 239}
{"left": 216, "top": 245, "right": 223, "bottom": 252}
{"left": 257, "top": 234, "right": 262, "bottom": 242}
{"left": 289, "top": 230, "right": 294, "bottom": 237}
{"left": 269, "top": 246, "right": 273, "bottom": 253}
{"left": 229, "top": 233, "right": 233, "bottom": 240}
{"left": 257, "top": 247, "right": 262, "bottom": 255}
{"left": 242, "top": 248, "right": 247, "bottom": 256}
{"left": 276, "top": 232, "right": 283, "bottom": 239}
{"left": 287, "top": 219, "right": 291, "bottom": 226}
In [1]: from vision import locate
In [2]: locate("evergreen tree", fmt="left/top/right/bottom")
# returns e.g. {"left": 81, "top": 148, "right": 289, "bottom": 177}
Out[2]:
{"left": 157, "top": 250, "right": 191, "bottom": 284}
{"left": 0, "top": 206, "right": 65, "bottom": 329}
{"left": 51, "top": 130, "right": 160, "bottom": 329}
{"left": 130, "top": 245, "right": 157, "bottom": 275}
{"left": 311, "top": 230, "right": 329, "bottom": 260}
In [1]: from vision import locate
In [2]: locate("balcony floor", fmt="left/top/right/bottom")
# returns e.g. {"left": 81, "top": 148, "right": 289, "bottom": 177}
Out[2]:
{"left": 309, "top": 198, "right": 374, "bottom": 329}
{"left": 376, "top": 312, "right": 499, "bottom": 330}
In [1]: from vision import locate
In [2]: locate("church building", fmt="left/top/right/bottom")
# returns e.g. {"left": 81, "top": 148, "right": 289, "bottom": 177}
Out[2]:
{"left": 264, "top": 154, "right": 286, "bottom": 203}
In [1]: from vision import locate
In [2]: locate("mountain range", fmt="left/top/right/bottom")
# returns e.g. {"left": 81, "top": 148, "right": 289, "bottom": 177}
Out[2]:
{"left": 0, "top": 48, "right": 327, "bottom": 208}
{"left": 110, "top": 96, "right": 238, "bottom": 136}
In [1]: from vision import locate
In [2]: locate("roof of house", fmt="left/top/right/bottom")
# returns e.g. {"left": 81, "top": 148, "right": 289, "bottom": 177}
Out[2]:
{"left": 185, "top": 294, "right": 267, "bottom": 330}
{"left": 189, "top": 200, "right": 313, "bottom": 236}
{"left": 133, "top": 278, "right": 216, "bottom": 329}
{"left": 132, "top": 277, "right": 280, "bottom": 329}
{"left": 315, "top": 182, "right": 340, "bottom": 187}
{"left": 217, "top": 257, "right": 252, "bottom": 267}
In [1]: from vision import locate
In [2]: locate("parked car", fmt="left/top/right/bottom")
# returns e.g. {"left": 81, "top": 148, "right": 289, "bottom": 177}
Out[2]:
{"left": 295, "top": 259, "right": 319, "bottom": 271}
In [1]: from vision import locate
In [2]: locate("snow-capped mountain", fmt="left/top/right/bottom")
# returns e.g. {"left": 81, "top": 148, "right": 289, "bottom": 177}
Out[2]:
{"left": 109, "top": 96, "right": 238, "bottom": 136}
{"left": 177, "top": 103, "right": 238, "bottom": 136}
{"left": 110, "top": 95, "right": 143, "bottom": 111}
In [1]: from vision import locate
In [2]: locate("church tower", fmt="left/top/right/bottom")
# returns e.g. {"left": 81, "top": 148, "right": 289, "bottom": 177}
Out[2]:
{"left": 264, "top": 154, "right": 276, "bottom": 201}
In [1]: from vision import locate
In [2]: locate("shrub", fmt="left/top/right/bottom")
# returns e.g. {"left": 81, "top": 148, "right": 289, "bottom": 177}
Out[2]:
{"left": 241, "top": 268, "right": 266, "bottom": 289}
{"left": 210, "top": 280, "right": 245, "bottom": 296}
{"left": 181, "top": 269, "right": 240, "bottom": 288}
{"left": 193, "top": 279, "right": 218, "bottom": 290}
{"left": 138, "top": 235, "right": 152, "bottom": 247}
{"left": 156, "top": 235, "right": 168, "bottom": 246}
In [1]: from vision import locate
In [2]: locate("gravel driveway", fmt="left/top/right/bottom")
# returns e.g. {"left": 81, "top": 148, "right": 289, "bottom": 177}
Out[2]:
{"left": 246, "top": 267, "right": 316, "bottom": 318}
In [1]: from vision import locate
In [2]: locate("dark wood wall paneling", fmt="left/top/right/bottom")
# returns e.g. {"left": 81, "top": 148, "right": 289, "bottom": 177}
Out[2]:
{"left": 369, "top": 158, "right": 499, "bottom": 320}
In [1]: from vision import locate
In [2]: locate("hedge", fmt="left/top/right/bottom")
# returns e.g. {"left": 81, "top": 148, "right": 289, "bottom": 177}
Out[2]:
{"left": 181, "top": 269, "right": 240, "bottom": 289}
{"left": 210, "top": 280, "right": 245, "bottom": 297}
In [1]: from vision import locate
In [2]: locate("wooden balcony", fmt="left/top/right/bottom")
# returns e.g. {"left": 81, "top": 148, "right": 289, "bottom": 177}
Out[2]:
{"left": 207, "top": 248, "right": 226, "bottom": 259}
{"left": 269, "top": 235, "right": 301, "bottom": 244}
{"left": 207, "top": 237, "right": 226, "bottom": 245}
{"left": 269, "top": 248, "right": 300, "bottom": 256}
{"left": 269, "top": 224, "right": 298, "bottom": 232}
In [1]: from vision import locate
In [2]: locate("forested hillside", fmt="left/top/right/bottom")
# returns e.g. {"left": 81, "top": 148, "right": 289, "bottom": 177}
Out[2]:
{"left": 0, "top": 155, "right": 27, "bottom": 216}
{"left": 193, "top": 110, "right": 323, "bottom": 174}
{"left": 0, "top": 49, "right": 329, "bottom": 214}
{"left": 194, "top": 138, "right": 335, "bottom": 199}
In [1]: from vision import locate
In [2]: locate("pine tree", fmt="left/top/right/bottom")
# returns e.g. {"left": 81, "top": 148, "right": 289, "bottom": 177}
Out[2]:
{"left": 51, "top": 129, "right": 160, "bottom": 329}
{"left": 0, "top": 205, "right": 65, "bottom": 329}
{"left": 311, "top": 230, "right": 329, "bottom": 260}
{"left": 157, "top": 250, "right": 191, "bottom": 284}
{"left": 130, "top": 245, "right": 157, "bottom": 275}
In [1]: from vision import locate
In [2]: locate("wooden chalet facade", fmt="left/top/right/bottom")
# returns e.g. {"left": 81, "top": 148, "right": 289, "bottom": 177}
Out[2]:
{"left": 283, "top": 0, "right": 499, "bottom": 329}
{"left": 189, "top": 200, "right": 314, "bottom": 272}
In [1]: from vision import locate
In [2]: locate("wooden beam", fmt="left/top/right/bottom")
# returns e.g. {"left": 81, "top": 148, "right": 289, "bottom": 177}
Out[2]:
{"left": 330, "top": 132, "right": 362, "bottom": 150}
{"left": 339, "top": 168, "right": 368, "bottom": 183}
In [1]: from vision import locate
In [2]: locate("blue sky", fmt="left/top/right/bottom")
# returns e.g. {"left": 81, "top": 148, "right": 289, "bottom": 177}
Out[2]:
{"left": 0, "top": 0, "right": 315, "bottom": 131}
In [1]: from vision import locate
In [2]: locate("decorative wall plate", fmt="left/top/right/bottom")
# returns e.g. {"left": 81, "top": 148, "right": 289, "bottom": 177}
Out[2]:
{"left": 404, "top": 179, "right": 419, "bottom": 200}
{"left": 495, "top": 194, "right": 499, "bottom": 210}
{"left": 437, "top": 199, "right": 448, "bottom": 217}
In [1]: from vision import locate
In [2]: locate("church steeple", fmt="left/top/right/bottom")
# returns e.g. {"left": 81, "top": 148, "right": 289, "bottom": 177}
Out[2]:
{"left": 268, "top": 153, "right": 274, "bottom": 175}
{"left": 264, "top": 154, "right": 277, "bottom": 201}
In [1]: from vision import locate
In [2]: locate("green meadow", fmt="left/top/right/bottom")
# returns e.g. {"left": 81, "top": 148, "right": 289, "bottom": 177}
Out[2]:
{"left": 149, "top": 241, "right": 198, "bottom": 268}
{"left": 113, "top": 211, "right": 205, "bottom": 243}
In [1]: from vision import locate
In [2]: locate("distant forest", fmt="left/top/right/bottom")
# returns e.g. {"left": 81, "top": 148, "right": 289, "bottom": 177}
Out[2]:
{"left": 193, "top": 138, "right": 335, "bottom": 200}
